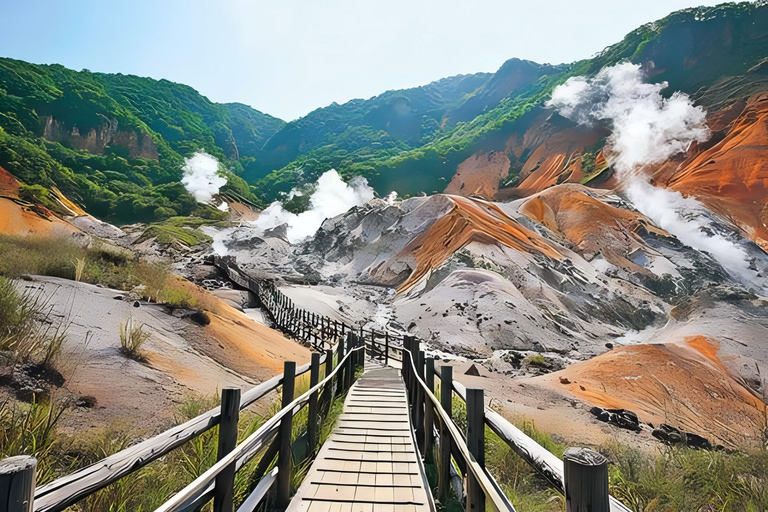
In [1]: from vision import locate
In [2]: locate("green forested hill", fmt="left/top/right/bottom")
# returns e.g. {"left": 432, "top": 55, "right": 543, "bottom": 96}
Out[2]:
{"left": 0, "top": 58, "right": 284, "bottom": 222}
{"left": 255, "top": 1, "right": 768, "bottom": 199}
{"left": 1, "top": 1, "right": 767, "bottom": 223}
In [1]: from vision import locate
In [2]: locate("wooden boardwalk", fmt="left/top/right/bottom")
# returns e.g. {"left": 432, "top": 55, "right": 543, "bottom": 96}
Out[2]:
{"left": 287, "top": 359, "right": 435, "bottom": 512}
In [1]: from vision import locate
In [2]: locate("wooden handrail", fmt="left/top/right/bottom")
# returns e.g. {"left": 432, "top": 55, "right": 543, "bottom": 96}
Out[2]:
{"left": 403, "top": 349, "right": 515, "bottom": 512}
{"left": 153, "top": 345, "right": 365, "bottom": 512}
{"left": 436, "top": 367, "right": 632, "bottom": 512}
{"left": 33, "top": 361, "right": 314, "bottom": 512}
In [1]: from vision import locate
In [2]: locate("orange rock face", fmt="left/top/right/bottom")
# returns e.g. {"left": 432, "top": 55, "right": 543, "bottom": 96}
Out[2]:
{"left": 544, "top": 336, "right": 766, "bottom": 449}
{"left": 392, "top": 195, "right": 562, "bottom": 292}
{"left": 518, "top": 184, "right": 670, "bottom": 274}
{"left": 445, "top": 150, "right": 511, "bottom": 198}
{"left": 0, "top": 166, "right": 19, "bottom": 198}
{"left": 650, "top": 93, "right": 768, "bottom": 250}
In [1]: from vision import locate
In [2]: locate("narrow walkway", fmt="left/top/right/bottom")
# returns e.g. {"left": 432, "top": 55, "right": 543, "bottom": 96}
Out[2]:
{"left": 287, "top": 360, "right": 434, "bottom": 512}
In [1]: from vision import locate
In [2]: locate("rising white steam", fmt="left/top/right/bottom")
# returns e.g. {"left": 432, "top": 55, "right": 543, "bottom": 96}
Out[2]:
{"left": 548, "top": 62, "right": 753, "bottom": 280}
{"left": 181, "top": 152, "right": 227, "bottom": 203}
{"left": 256, "top": 169, "right": 375, "bottom": 243}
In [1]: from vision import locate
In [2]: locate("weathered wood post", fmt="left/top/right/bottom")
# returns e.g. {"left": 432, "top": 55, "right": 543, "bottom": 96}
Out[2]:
{"left": 401, "top": 336, "right": 409, "bottom": 381}
{"left": 466, "top": 388, "right": 485, "bottom": 512}
{"left": 336, "top": 334, "right": 346, "bottom": 397}
{"left": 0, "top": 456, "right": 36, "bottom": 512}
{"left": 564, "top": 448, "right": 610, "bottom": 512}
{"left": 308, "top": 353, "right": 320, "bottom": 456}
{"left": 438, "top": 365, "right": 453, "bottom": 502}
{"left": 323, "top": 348, "right": 334, "bottom": 413}
{"left": 414, "top": 350, "right": 426, "bottom": 452}
{"left": 384, "top": 331, "right": 390, "bottom": 366}
{"left": 276, "top": 361, "right": 296, "bottom": 509}
{"left": 344, "top": 332, "right": 355, "bottom": 391}
{"left": 213, "top": 387, "right": 241, "bottom": 512}
{"left": 424, "top": 357, "right": 435, "bottom": 463}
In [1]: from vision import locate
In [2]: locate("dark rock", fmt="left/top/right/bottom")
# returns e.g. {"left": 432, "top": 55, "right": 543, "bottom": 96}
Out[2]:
{"left": 559, "top": 377, "right": 571, "bottom": 384}
{"left": 75, "top": 395, "right": 98, "bottom": 408}
{"left": 188, "top": 310, "right": 211, "bottom": 326}
{"left": 133, "top": 301, "right": 140, "bottom": 308}
{"left": 590, "top": 407, "right": 641, "bottom": 431}
{"left": 652, "top": 424, "right": 686, "bottom": 444}
{"left": 605, "top": 342, "right": 613, "bottom": 349}
{"left": 465, "top": 364, "right": 481, "bottom": 376}
{"left": 114, "top": 295, "right": 123, "bottom": 300}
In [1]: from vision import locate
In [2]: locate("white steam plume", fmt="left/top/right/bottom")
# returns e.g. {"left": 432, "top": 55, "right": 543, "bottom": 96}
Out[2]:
{"left": 256, "top": 169, "right": 375, "bottom": 243}
{"left": 181, "top": 152, "right": 227, "bottom": 203}
{"left": 547, "top": 62, "right": 753, "bottom": 280}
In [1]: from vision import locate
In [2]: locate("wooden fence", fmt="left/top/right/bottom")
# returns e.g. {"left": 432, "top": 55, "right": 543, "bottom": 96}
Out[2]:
{"left": 365, "top": 335, "right": 632, "bottom": 512}
{"left": 1, "top": 331, "right": 365, "bottom": 512}
{"left": 213, "top": 256, "right": 404, "bottom": 352}
{"left": 0, "top": 256, "right": 633, "bottom": 512}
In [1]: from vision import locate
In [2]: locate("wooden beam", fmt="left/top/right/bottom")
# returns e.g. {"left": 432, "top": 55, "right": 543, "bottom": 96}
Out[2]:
{"left": 276, "top": 362, "right": 296, "bottom": 509}
{"left": 0, "top": 456, "right": 36, "bottom": 512}
{"left": 466, "top": 388, "right": 485, "bottom": 512}
{"left": 308, "top": 353, "right": 320, "bottom": 456}
{"left": 213, "top": 388, "right": 241, "bottom": 512}
{"left": 437, "top": 365, "right": 453, "bottom": 503}
{"left": 564, "top": 448, "right": 609, "bottom": 512}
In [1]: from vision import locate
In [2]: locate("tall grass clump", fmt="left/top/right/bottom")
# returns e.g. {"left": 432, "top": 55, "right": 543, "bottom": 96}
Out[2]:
{"left": 0, "top": 398, "right": 70, "bottom": 485}
{"left": 118, "top": 318, "right": 151, "bottom": 361}
{"left": 0, "top": 275, "right": 65, "bottom": 366}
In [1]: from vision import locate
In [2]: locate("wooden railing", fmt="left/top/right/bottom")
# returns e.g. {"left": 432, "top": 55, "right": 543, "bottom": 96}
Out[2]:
{"left": 385, "top": 336, "right": 633, "bottom": 512}
{"left": 213, "top": 255, "right": 404, "bottom": 352}
{"left": 0, "top": 333, "right": 366, "bottom": 512}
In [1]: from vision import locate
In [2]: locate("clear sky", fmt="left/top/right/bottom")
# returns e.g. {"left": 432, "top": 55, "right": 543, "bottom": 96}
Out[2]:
{"left": 1, "top": 0, "right": 725, "bottom": 121}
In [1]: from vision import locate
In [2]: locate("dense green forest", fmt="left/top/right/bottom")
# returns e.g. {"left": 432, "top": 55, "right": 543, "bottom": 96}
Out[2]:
{"left": 1, "top": 2, "right": 766, "bottom": 223}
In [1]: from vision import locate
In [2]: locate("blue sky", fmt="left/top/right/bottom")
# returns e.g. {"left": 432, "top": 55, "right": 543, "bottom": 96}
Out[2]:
{"left": 1, "top": 0, "right": 724, "bottom": 121}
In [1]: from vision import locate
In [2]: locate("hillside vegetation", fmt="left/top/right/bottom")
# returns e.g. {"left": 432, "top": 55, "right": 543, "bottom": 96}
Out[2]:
{"left": 0, "top": 59, "right": 283, "bottom": 223}
{"left": 2, "top": 2, "right": 768, "bottom": 222}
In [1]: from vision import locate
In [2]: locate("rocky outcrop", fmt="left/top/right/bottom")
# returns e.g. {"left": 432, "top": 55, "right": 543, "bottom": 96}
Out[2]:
{"left": 42, "top": 116, "right": 158, "bottom": 160}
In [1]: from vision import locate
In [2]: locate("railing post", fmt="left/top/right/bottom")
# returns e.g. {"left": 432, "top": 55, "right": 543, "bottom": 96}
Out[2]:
{"left": 277, "top": 361, "right": 296, "bottom": 509}
{"left": 466, "top": 388, "right": 485, "bottom": 512}
{"left": 414, "top": 350, "right": 426, "bottom": 453}
{"left": 384, "top": 332, "right": 390, "bottom": 366}
{"left": 345, "top": 332, "right": 355, "bottom": 391}
{"left": 324, "top": 348, "right": 334, "bottom": 413}
{"left": 564, "top": 448, "right": 610, "bottom": 512}
{"left": 424, "top": 357, "right": 435, "bottom": 463}
{"left": 336, "top": 335, "right": 346, "bottom": 397}
{"left": 438, "top": 365, "right": 453, "bottom": 502}
{"left": 0, "top": 456, "right": 36, "bottom": 512}
{"left": 214, "top": 387, "right": 241, "bottom": 512}
{"left": 308, "top": 353, "right": 320, "bottom": 456}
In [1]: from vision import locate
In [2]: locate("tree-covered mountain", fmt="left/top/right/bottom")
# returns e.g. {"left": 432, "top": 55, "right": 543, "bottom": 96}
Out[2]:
{"left": 0, "top": 58, "right": 284, "bottom": 222}
{"left": 2, "top": 1, "right": 768, "bottom": 224}
{"left": 255, "top": 1, "right": 768, "bottom": 200}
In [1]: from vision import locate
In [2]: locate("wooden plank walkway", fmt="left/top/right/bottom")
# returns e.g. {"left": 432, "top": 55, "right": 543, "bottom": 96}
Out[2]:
{"left": 287, "top": 358, "right": 435, "bottom": 512}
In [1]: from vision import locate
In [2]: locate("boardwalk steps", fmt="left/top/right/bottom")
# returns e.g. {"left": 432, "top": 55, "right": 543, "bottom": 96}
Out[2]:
{"left": 287, "top": 366, "right": 434, "bottom": 512}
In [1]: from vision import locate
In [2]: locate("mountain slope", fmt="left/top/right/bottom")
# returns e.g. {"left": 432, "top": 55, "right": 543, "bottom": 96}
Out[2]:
{"left": 256, "top": 2, "right": 768, "bottom": 205}
{"left": 0, "top": 57, "right": 284, "bottom": 223}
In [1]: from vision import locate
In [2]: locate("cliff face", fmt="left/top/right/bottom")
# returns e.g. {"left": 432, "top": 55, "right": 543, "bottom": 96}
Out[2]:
{"left": 42, "top": 116, "right": 159, "bottom": 160}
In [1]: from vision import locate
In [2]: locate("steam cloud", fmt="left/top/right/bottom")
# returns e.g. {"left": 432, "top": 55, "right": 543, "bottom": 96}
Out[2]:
{"left": 181, "top": 152, "right": 227, "bottom": 203}
{"left": 548, "top": 63, "right": 753, "bottom": 280}
{"left": 256, "top": 169, "right": 375, "bottom": 243}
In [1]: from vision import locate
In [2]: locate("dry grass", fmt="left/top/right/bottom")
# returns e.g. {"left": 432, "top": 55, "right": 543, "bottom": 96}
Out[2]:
{"left": 118, "top": 318, "right": 151, "bottom": 361}
{"left": 0, "top": 234, "right": 218, "bottom": 314}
